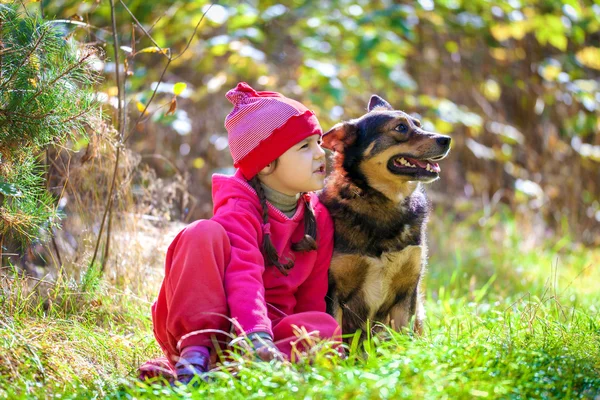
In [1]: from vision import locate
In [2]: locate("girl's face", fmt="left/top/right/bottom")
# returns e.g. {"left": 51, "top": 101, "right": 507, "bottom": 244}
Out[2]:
{"left": 258, "top": 134, "right": 327, "bottom": 196}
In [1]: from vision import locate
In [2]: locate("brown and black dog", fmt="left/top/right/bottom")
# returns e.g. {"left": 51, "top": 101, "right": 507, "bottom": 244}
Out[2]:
{"left": 319, "top": 95, "right": 451, "bottom": 337}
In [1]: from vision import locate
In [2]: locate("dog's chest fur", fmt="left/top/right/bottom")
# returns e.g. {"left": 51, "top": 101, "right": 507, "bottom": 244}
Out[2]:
{"left": 321, "top": 182, "right": 429, "bottom": 333}
{"left": 329, "top": 246, "right": 423, "bottom": 320}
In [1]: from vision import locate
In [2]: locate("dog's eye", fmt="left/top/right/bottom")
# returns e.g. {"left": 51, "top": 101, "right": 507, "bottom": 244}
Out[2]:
{"left": 395, "top": 123, "right": 408, "bottom": 133}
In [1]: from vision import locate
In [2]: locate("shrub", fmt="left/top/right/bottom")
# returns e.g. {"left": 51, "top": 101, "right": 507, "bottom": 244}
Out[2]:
{"left": 0, "top": 4, "right": 101, "bottom": 247}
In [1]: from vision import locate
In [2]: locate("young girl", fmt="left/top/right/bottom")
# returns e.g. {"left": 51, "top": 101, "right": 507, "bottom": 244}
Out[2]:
{"left": 139, "top": 82, "right": 341, "bottom": 383}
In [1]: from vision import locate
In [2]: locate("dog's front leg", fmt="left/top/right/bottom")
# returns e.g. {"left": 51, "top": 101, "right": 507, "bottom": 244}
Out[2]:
{"left": 389, "top": 283, "right": 425, "bottom": 335}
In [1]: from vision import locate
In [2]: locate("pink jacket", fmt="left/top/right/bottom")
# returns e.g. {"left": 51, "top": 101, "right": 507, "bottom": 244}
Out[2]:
{"left": 208, "top": 170, "right": 334, "bottom": 337}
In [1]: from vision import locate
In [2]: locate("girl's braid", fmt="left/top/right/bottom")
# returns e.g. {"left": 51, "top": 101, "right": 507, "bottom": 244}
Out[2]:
{"left": 292, "top": 196, "right": 317, "bottom": 253}
{"left": 247, "top": 175, "right": 318, "bottom": 276}
{"left": 248, "top": 176, "right": 294, "bottom": 275}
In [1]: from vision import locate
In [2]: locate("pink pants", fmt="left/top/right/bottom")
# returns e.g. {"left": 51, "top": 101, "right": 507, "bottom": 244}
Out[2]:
{"left": 140, "top": 220, "right": 341, "bottom": 380}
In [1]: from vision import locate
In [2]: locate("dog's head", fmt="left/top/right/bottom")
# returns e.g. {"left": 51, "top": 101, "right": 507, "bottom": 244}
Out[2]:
{"left": 322, "top": 95, "right": 451, "bottom": 197}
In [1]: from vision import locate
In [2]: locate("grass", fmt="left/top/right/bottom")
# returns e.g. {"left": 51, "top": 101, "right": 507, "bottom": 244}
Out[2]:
{"left": 1, "top": 206, "right": 599, "bottom": 399}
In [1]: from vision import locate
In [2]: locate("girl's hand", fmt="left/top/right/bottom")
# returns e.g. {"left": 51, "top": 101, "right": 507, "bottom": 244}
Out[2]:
{"left": 248, "top": 332, "right": 285, "bottom": 362}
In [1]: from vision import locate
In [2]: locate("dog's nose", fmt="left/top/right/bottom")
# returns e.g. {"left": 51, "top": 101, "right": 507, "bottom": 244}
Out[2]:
{"left": 436, "top": 136, "right": 451, "bottom": 147}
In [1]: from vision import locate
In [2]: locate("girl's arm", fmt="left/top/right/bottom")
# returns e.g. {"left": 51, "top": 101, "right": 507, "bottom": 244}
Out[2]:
{"left": 293, "top": 198, "right": 334, "bottom": 314}
{"left": 215, "top": 199, "right": 273, "bottom": 338}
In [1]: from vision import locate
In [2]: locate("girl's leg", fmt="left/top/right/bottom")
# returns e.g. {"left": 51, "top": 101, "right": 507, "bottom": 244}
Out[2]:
{"left": 151, "top": 219, "right": 232, "bottom": 366}
{"left": 271, "top": 311, "right": 343, "bottom": 362}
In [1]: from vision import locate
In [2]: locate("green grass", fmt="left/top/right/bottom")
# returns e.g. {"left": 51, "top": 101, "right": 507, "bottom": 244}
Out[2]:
{"left": 1, "top": 207, "right": 599, "bottom": 399}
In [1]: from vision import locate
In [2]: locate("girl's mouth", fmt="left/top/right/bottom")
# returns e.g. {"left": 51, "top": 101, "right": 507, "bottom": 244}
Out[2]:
{"left": 313, "top": 164, "right": 326, "bottom": 174}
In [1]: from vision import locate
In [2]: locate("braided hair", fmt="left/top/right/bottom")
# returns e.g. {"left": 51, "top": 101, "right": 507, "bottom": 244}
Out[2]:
{"left": 247, "top": 162, "right": 317, "bottom": 276}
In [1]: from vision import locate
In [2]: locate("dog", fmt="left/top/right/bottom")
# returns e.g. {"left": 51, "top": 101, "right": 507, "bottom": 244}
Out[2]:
{"left": 319, "top": 95, "right": 451, "bottom": 337}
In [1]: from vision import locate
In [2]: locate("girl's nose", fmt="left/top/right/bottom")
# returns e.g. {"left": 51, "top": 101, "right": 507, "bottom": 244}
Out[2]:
{"left": 315, "top": 143, "right": 326, "bottom": 159}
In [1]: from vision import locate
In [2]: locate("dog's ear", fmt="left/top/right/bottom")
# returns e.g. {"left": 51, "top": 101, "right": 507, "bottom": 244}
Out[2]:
{"left": 368, "top": 95, "right": 393, "bottom": 112}
{"left": 322, "top": 122, "right": 357, "bottom": 153}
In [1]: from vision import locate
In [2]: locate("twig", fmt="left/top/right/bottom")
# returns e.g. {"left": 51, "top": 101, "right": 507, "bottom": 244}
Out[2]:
{"left": 123, "top": 59, "right": 171, "bottom": 143}
{"left": 91, "top": 1, "right": 215, "bottom": 269}
{"left": 143, "top": 14, "right": 164, "bottom": 40}
{"left": 90, "top": 0, "right": 123, "bottom": 272}
{"left": 0, "top": 108, "right": 56, "bottom": 119}
{"left": 1, "top": 272, "right": 57, "bottom": 287}
{"left": 118, "top": 0, "right": 167, "bottom": 56}
{"left": 0, "top": 233, "right": 4, "bottom": 270}
{"left": 123, "top": 3, "right": 213, "bottom": 143}
{"left": 140, "top": 153, "right": 183, "bottom": 175}
{"left": 44, "top": 148, "right": 63, "bottom": 267}
{"left": 60, "top": 104, "right": 98, "bottom": 124}
{"left": 102, "top": 202, "right": 113, "bottom": 269}
{"left": 17, "top": 0, "right": 32, "bottom": 18}
{"left": 50, "top": 232, "right": 62, "bottom": 268}
{"left": 102, "top": 23, "right": 130, "bottom": 271}
{"left": 102, "top": 124, "right": 125, "bottom": 268}
{"left": 172, "top": 3, "right": 214, "bottom": 61}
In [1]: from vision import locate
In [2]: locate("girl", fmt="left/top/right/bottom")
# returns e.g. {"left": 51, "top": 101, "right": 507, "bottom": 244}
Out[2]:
{"left": 139, "top": 82, "right": 341, "bottom": 384}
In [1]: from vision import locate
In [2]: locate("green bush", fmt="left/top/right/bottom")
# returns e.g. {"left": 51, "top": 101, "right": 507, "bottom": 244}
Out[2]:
{"left": 0, "top": 4, "right": 101, "bottom": 245}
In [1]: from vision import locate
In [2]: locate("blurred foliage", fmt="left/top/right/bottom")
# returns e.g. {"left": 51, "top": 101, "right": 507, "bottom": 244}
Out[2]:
{"left": 0, "top": 4, "right": 101, "bottom": 245}
{"left": 27, "top": 0, "right": 600, "bottom": 244}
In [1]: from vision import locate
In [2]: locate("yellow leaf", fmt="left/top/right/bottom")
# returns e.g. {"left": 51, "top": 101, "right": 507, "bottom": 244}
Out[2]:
{"left": 576, "top": 47, "right": 600, "bottom": 70}
{"left": 445, "top": 41, "right": 459, "bottom": 54}
{"left": 136, "top": 101, "right": 147, "bottom": 113}
{"left": 107, "top": 86, "right": 119, "bottom": 96}
{"left": 137, "top": 46, "right": 169, "bottom": 55}
{"left": 427, "top": 13, "right": 444, "bottom": 27}
{"left": 548, "top": 34, "right": 567, "bottom": 51}
{"left": 490, "top": 48, "right": 508, "bottom": 61}
{"left": 434, "top": 119, "right": 453, "bottom": 134}
{"left": 193, "top": 157, "right": 206, "bottom": 169}
{"left": 481, "top": 79, "right": 501, "bottom": 102}
{"left": 491, "top": 22, "right": 529, "bottom": 42}
{"left": 490, "top": 24, "right": 511, "bottom": 42}
{"left": 173, "top": 82, "right": 187, "bottom": 96}
{"left": 541, "top": 65, "right": 561, "bottom": 81}
{"left": 509, "top": 21, "right": 528, "bottom": 40}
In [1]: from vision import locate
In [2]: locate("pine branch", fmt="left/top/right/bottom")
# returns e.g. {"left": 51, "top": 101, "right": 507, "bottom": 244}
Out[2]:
{"left": 0, "top": 28, "right": 47, "bottom": 92}
{"left": 0, "top": 6, "right": 101, "bottom": 246}
{"left": 22, "top": 52, "right": 94, "bottom": 107}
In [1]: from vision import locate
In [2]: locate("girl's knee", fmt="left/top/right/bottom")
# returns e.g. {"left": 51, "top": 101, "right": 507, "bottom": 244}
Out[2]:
{"left": 177, "top": 219, "right": 230, "bottom": 251}
{"left": 167, "top": 219, "right": 231, "bottom": 277}
{"left": 185, "top": 219, "right": 227, "bottom": 240}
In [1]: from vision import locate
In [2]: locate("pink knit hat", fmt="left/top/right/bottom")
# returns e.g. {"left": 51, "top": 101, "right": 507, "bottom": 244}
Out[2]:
{"left": 224, "top": 82, "right": 323, "bottom": 180}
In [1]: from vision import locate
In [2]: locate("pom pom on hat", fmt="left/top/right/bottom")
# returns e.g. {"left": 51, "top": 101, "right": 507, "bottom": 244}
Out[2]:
{"left": 224, "top": 82, "right": 323, "bottom": 180}
{"left": 225, "top": 82, "right": 279, "bottom": 105}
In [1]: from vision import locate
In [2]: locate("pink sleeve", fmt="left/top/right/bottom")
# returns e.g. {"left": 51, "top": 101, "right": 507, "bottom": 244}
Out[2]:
{"left": 293, "top": 197, "right": 334, "bottom": 314}
{"left": 215, "top": 200, "right": 273, "bottom": 337}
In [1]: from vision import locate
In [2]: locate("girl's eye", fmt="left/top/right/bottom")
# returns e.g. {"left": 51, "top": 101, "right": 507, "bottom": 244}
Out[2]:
{"left": 300, "top": 143, "right": 309, "bottom": 149}
{"left": 395, "top": 123, "right": 408, "bottom": 133}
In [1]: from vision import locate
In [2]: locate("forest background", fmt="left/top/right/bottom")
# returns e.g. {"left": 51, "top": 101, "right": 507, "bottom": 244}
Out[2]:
{"left": 0, "top": 0, "right": 599, "bottom": 398}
